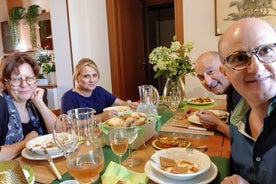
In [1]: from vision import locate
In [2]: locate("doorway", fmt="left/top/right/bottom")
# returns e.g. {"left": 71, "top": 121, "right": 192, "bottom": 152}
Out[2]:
{"left": 147, "top": 2, "right": 175, "bottom": 94}
{"left": 106, "top": 0, "right": 183, "bottom": 101}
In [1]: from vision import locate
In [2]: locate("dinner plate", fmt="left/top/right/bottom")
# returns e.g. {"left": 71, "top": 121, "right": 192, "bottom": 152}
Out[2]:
{"left": 187, "top": 97, "right": 215, "bottom": 105}
{"left": 103, "top": 106, "right": 131, "bottom": 115}
{"left": 188, "top": 110, "right": 229, "bottom": 125}
{"left": 144, "top": 161, "right": 217, "bottom": 184}
{"left": 151, "top": 139, "right": 191, "bottom": 150}
{"left": 21, "top": 148, "right": 63, "bottom": 161}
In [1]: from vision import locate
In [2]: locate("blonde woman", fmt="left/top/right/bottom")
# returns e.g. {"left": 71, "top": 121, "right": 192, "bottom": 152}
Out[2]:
{"left": 61, "top": 58, "right": 137, "bottom": 121}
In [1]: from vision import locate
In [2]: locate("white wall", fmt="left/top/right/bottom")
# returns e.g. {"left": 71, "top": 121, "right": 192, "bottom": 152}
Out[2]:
{"left": 0, "top": 0, "right": 224, "bottom": 109}
{"left": 183, "top": 0, "right": 225, "bottom": 99}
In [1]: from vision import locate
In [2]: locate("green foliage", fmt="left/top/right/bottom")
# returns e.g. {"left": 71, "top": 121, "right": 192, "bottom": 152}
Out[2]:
{"left": 26, "top": 5, "right": 41, "bottom": 48}
{"left": 8, "top": 6, "right": 25, "bottom": 47}
{"left": 149, "top": 37, "right": 195, "bottom": 81}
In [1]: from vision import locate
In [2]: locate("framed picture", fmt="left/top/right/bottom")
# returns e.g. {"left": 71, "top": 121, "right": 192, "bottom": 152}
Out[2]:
{"left": 215, "top": 0, "right": 276, "bottom": 36}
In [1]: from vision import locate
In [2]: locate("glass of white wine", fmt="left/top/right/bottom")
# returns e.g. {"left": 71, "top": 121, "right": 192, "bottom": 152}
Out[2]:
{"left": 123, "top": 126, "right": 139, "bottom": 167}
{"left": 169, "top": 90, "right": 181, "bottom": 119}
{"left": 109, "top": 128, "right": 128, "bottom": 165}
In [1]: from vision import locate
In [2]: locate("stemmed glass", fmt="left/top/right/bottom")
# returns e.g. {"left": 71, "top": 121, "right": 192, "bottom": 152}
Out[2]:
{"left": 168, "top": 90, "right": 181, "bottom": 119}
{"left": 53, "top": 114, "right": 78, "bottom": 157}
{"left": 89, "top": 116, "right": 102, "bottom": 146}
{"left": 109, "top": 128, "right": 128, "bottom": 165}
{"left": 123, "top": 126, "right": 139, "bottom": 167}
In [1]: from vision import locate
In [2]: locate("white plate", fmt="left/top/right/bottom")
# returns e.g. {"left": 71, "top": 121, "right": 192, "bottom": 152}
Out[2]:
{"left": 21, "top": 148, "right": 63, "bottom": 160}
{"left": 145, "top": 161, "right": 217, "bottom": 184}
{"left": 187, "top": 97, "right": 215, "bottom": 105}
{"left": 25, "top": 134, "right": 62, "bottom": 156}
{"left": 103, "top": 106, "right": 131, "bottom": 114}
{"left": 188, "top": 110, "right": 230, "bottom": 125}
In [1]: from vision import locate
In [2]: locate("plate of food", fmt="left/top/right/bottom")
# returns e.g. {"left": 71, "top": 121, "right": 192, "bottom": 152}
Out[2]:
{"left": 25, "top": 134, "right": 62, "bottom": 156}
{"left": 187, "top": 97, "right": 215, "bottom": 105}
{"left": 149, "top": 147, "right": 212, "bottom": 181}
{"left": 188, "top": 110, "right": 230, "bottom": 125}
{"left": 152, "top": 135, "right": 191, "bottom": 150}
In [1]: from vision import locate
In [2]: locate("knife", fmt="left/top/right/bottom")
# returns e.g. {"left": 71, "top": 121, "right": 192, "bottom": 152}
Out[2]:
{"left": 42, "top": 148, "right": 62, "bottom": 181}
{"left": 171, "top": 124, "right": 207, "bottom": 131}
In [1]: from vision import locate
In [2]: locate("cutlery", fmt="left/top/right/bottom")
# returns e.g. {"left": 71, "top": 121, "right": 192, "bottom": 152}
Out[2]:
{"left": 42, "top": 147, "right": 62, "bottom": 181}
{"left": 171, "top": 124, "right": 207, "bottom": 131}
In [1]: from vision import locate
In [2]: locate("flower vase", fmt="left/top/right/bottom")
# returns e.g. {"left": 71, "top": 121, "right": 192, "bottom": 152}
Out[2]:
{"left": 163, "top": 77, "right": 186, "bottom": 102}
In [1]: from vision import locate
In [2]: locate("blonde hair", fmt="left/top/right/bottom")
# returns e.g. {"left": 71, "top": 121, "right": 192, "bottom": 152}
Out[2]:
{"left": 73, "top": 58, "right": 100, "bottom": 82}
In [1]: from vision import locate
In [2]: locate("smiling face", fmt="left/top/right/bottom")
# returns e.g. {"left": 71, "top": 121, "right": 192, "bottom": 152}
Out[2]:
{"left": 76, "top": 65, "right": 99, "bottom": 93}
{"left": 219, "top": 18, "right": 276, "bottom": 104}
{"left": 195, "top": 52, "right": 231, "bottom": 95}
{"left": 5, "top": 63, "right": 37, "bottom": 103}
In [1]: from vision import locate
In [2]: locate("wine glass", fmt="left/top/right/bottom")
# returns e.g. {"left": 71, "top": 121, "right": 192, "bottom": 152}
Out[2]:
{"left": 123, "top": 126, "right": 139, "bottom": 167}
{"left": 169, "top": 90, "right": 181, "bottom": 119}
{"left": 53, "top": 114, "right": 78, "bottom": 157}
{"left": 109, "top": 128, "right": 128, "bottom": 165}
{"left": 89, "top": 116, "right": 102, "bottom": 146}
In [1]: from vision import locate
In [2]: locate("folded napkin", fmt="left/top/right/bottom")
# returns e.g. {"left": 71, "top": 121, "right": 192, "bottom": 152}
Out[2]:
{"left": 101, "top": 161, "right": 148, "bottom": 184}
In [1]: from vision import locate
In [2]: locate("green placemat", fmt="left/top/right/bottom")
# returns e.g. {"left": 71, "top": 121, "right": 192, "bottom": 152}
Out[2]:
{"left": 210, "top": 156, "right": 230, "bottom": 184}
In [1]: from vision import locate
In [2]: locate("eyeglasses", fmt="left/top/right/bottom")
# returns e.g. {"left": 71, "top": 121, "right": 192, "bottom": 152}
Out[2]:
{"left": 4, "top": 76, "right": 37, "bottom": 87}
{"left": 224, "top": 43, "right": 276, "bottom": 71}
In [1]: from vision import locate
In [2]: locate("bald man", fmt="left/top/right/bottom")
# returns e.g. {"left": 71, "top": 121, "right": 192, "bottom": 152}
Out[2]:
{"left": 184, "top": 51, "right": 241, "bottom": 137}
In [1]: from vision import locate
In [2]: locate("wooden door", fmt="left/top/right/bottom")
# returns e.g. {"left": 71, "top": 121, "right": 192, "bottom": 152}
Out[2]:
{"left": 106, "top": 0, "right": 183, "bottom": 101}
{"left": 106, "top": 0, "right": 146, "bottom": 101}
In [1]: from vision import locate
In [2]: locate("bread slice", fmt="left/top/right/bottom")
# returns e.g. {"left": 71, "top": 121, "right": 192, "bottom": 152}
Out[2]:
{"left": 159, "top": 156, "right": 176, "bottom": 168}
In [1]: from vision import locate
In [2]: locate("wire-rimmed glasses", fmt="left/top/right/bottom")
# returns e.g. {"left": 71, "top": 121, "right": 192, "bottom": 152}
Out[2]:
{"left": 4, "top": 75, "right": 37, "bottom": 87}
{"left": 224, "top": 43, "right": 276, "bottom": 71}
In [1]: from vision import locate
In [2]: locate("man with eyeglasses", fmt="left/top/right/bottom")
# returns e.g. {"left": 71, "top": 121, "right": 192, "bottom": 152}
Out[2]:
{"left": 0, "top": 53, "right": 57, "bottom": 161}
{"left": 183, "top": 51, "right": 241, "bottom": 137}
{"left": 219, "top": 17, "right": 276, "bottom": 184}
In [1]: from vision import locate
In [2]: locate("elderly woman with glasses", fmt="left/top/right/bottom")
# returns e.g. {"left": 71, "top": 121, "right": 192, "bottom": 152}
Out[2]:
{"left": 0, "top": 52, "right": 57, "bottom": 161}
{"left": 219, "top": 18, "right": 276, "bottom": 184}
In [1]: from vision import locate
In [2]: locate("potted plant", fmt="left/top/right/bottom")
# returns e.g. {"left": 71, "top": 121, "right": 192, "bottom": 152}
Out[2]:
{"left": 26, "top": 4, "right": 41, "bottom": 48}
{"left": 42, "top": 61, "right": 56, "bottom": 85}
{"left": 8, "top": 6, "right": 25, "bottom": 47}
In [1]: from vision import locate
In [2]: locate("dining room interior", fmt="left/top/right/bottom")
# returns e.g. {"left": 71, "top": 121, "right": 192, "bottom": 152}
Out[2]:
{"left": 0, "top": 0, "right": 224, "bottom": 110}
{"left": 0, "top": 0, "right": 231, "bottom": 183}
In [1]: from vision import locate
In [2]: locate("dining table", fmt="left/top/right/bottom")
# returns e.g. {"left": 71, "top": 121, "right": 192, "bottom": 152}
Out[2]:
{"left": 15, "top": 98, "right": 231, "bottom": 184}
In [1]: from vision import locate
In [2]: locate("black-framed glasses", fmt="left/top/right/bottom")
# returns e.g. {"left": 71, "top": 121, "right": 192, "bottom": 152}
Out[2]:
{"left": 4, "top": 75, "right": 37, "bottom": 87}
{"left": 224, "top": 43, "right": 276, "bottom": 71}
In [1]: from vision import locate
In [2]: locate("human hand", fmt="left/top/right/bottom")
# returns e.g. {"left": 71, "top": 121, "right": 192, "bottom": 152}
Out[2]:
{"left": 183, "top": 107, "right": 196, "bottom": 118}
{"left": 30, "top": 87, "right": 45, "bottom": 105}
{"left": 100, "top": 110, "right": 118, "bottom": 121}
{"left": 196, "top": 109, "right": 220, "bottom": 130}
{"left": 24, "top": 131, "right": 38, "bottom": 143}
{"left": 128, "top": 101, "right": 139, "bottom": 111}
{"left": 221, "top": 174, "right": 249, "bottom": 184}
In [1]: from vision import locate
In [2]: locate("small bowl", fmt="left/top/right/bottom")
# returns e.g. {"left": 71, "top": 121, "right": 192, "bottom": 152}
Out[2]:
{"left": 25, "top": 134, "right": 62, "bottom": 156}
{"left": 103, "top": 106, "right": 131, "bottom": 116}
{"left": 150, "top": 147, "right": 211, "bottom": 180}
